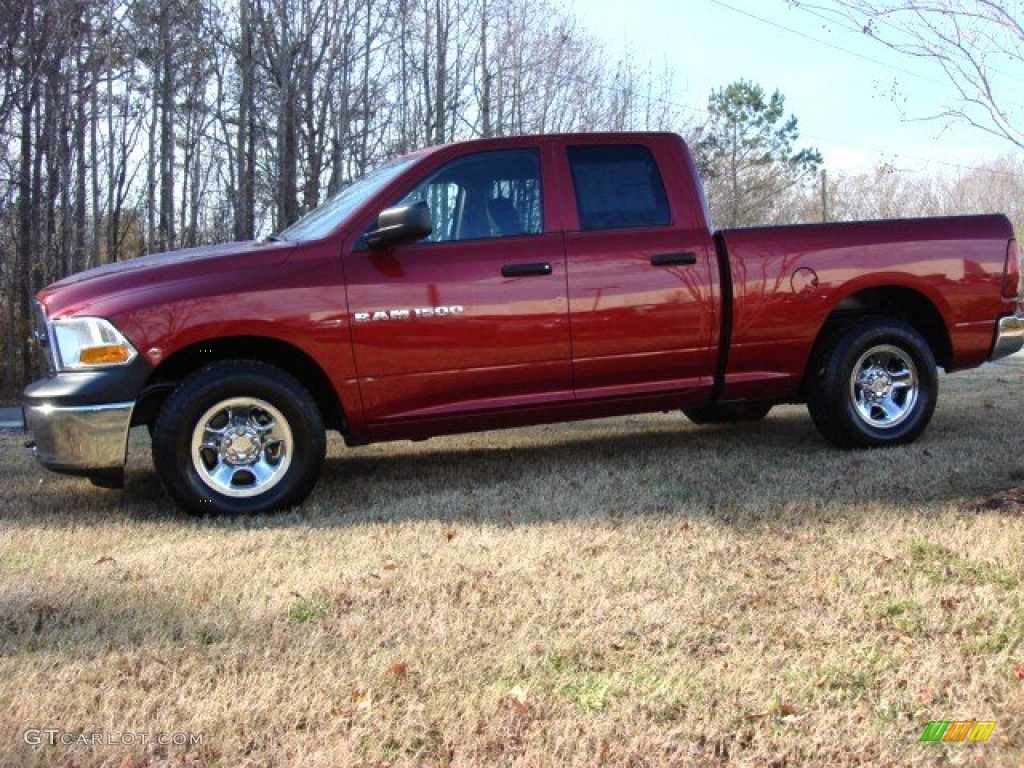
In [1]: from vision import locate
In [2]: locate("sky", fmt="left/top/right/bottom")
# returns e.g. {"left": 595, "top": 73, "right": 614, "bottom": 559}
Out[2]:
{"left": 565, "top": 0, "right": 1022, "bottom": 176}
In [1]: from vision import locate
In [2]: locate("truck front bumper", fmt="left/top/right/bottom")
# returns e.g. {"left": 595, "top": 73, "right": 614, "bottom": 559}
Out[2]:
{"left": 991, "top": 313, "right": 1024, "bottom": 361}
{"left": 24, "top": 400, "right": 135, "bottom": 473}
{"left": 23, "top": 359, "right": 150, "bottom": 487}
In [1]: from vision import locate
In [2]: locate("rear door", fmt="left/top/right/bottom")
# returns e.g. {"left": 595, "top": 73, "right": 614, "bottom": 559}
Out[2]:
{"left": 345, "top": 146, "right": 572, "bottom": 425}
{"left": 560, "top": 140, "right": 719, "bottom": 400}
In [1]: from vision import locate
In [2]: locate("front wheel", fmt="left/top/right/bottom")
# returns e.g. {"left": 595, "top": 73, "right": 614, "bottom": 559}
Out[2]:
{"left": 152, "top": 361, "right": 326, "bottom": 514}
{"left": 806, "top": 318, "right": 937, "bottom": 448}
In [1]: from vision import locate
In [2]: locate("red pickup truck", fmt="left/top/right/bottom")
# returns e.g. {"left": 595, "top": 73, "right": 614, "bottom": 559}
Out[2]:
{"left": 24, "top": 132, "right": 1024, "bottom": 514}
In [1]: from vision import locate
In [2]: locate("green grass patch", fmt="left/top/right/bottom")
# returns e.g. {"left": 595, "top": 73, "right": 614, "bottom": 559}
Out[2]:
{"left": 287, "top": 596, "right": 327, "bottom": 623}
{"left": 962, "top": 608, "right": 1024, "bottom": 655}
{"left": 0, "top": 552, "right": 41, "bottom": 571}
{"left": 562, "top": 674, "right": 613, "bottom": 714}
{"left": 907, "top": 539, "right": 1019, "bottom": 589}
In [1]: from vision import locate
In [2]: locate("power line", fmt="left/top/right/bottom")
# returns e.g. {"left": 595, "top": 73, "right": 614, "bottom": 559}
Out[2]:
{"left": 788, "top": 0, "right": 1024, "bottom": 89}
{"left": 480, "top": 1, "right": 1019, "bottom": 179}
{"left": 696, "top": 0, "right": 1021, "bottom": 178}
{"left": 576, "top": 69, "right": 1020, "bottom": 178}
{"left": 799, "top": 131, "right": 1019, "bottom": 178}
{"left": 547, "top": 64, "right": 1020, "bottom": 178}
{"left": 708, "top": 0, "right": 949, "bottom": 87}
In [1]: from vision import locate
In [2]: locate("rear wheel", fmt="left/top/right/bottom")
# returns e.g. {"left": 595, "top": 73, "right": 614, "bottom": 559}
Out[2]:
{"left": 152, "top": 361, "right": 325, "bottom": 514}
{"left": 806, "top": 318, "right": 937, "bottom": 448}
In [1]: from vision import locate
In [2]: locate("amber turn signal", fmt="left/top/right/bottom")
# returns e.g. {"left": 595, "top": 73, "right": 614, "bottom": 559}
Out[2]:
{"left": 79, "top": 344, "right": 133, "bottom": 365}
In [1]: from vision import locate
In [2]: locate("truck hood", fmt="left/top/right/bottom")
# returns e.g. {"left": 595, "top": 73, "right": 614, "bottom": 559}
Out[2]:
{"left": 39, "top": 239, "right": 295, "bottom": 318}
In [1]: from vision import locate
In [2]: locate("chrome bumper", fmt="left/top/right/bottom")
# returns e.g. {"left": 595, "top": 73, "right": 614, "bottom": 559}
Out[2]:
{"left": 991, "top": 313, "right": 1024, "bottom": 361}
{"left": 24, "top": 401, "right": 134, "bottom": 471}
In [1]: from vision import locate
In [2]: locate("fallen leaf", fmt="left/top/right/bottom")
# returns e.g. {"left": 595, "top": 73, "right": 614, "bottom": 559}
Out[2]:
{"left": 444, "top": 530, "right": 456, "bottom": 542}
{"left": 390, "top": 663, "right": 408, "bottom": 678}
{"left": 382, "top": 561, "right": 397, "bottom": 571}
{"left": 508, "top": 698, "right": 530, "bottom": 715}
{"left": 507, "top": 685, "right": 531, "bottom": 715}
{"left": 95, "top": 556, "right": 116, "bottom": 565}
{"left": 507, "top": 700, "right": 532, "bottom": 720}
{"left": 1012, "top": 664, "right": 1024, "bottom": 681}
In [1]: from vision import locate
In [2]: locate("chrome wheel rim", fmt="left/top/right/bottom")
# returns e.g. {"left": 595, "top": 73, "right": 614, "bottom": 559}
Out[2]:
{"left": 190, "top": 397, "right": 293, "bottom": 498}
{"left": 849, "top": 345, "right": 919, "bottom": 429}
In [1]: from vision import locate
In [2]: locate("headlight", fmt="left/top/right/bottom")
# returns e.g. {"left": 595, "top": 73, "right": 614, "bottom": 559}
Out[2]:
{"left": 51, "top": 317, "right": 138, "bottom": 370}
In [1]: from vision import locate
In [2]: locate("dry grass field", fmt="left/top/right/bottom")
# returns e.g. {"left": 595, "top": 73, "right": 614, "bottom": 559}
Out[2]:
{"left": 2, "top": 361, "right": 1023, "bottom": 767}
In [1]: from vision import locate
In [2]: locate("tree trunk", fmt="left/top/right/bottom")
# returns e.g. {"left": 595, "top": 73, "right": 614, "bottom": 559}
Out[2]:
{"left": 158, "top": 1, "right": 175, "bottom": 252}
{"left": 234, "top": 0, "right": 255, "bottom": 240}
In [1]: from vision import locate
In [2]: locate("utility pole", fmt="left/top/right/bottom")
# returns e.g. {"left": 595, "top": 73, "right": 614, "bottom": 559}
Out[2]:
{"left": 821, "top": 169, "right": 829, "bottom": 222}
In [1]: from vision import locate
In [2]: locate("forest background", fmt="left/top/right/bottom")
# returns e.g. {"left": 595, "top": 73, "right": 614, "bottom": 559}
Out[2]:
{"left": 2, "top": 0, "right": 1021, "bottom": 399}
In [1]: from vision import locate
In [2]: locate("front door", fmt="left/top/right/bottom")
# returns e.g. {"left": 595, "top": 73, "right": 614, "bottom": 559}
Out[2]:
{"left": 345, "top": 148, "right": 571, "bottom": 427}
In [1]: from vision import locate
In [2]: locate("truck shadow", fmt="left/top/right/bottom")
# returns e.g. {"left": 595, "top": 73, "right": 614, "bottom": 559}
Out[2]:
{"left": 306, "top": 406, "right": 1017, "bottom": 527}
{"left": 117, "top": 398, "right": 1020, "bottom": 529}
{"left": 6, "top": 387, "right": 1020, "bottom": 530}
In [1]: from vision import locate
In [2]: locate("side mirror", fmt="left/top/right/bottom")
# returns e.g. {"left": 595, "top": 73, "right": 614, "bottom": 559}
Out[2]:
{"left": 365, "top": 201, "right": 432, "bottom": 249}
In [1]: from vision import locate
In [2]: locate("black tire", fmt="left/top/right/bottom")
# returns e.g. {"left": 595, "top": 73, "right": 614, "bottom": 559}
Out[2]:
{"left": 683, "top": 402, "right": 772, "bottom": 425}
{"left": 152, "top": 361, "right": 326, "bottom": 514}
{"left": 806, "top": 317, "right": 937, "bottom": 448}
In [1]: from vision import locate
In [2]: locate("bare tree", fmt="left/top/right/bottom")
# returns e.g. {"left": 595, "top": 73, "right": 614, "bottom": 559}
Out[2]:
{"left": 790, "top": 1, "right": 1024, "bottom": 149}
{"left": 234, "top": 0, "right": 256, "bottom": 239}
{"left": 0, "top": 0, "right": 691, "bottom": 398}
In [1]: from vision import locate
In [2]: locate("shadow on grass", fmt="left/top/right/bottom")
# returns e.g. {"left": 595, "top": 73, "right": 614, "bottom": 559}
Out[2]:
{"left": 0, "top": 575, "right": 239, "bottom": 657}
{"left": 4, "top": 386, "right": 1022, "bottom": 531}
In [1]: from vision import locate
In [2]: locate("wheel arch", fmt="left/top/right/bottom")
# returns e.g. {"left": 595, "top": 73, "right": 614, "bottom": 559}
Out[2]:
{"left": 809, "top": 285, "right": 952, "bottom": 374}
{"left": 134, "top": 336, "right": 347, "bottom": 434}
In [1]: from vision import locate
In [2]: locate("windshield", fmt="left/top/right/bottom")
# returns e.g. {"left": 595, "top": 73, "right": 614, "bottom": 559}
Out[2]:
{"left": 276, "top": 155, "right": 419, "bottom": 242}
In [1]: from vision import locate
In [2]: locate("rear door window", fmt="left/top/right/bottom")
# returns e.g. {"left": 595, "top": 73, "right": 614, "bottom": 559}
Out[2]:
{"left": 567, "top": 145, "right": 670, "bottom": 231}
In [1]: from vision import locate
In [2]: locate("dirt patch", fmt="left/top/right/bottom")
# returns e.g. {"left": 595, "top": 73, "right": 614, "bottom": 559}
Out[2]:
{"left": 973, "top": 486, "right": 1024, "bottom": 515}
